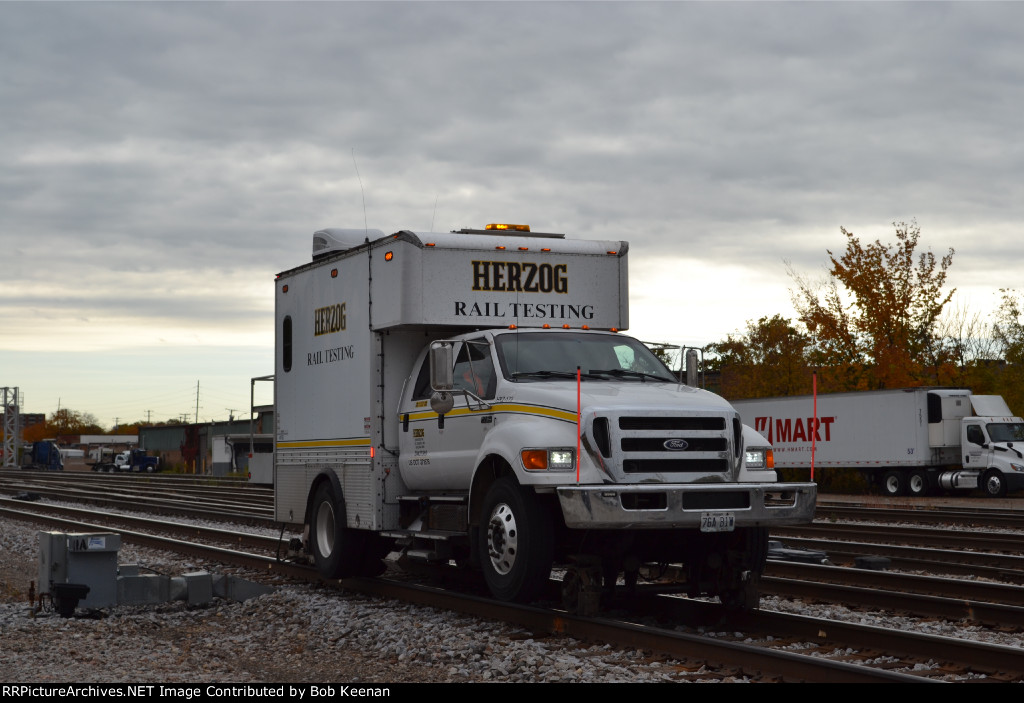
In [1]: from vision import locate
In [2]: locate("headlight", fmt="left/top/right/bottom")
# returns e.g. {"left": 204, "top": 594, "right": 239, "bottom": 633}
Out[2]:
{"left": 522, "top": 449, "right": 575, "bottom": 471}
{"left": 745, "top": 448, "right": 774, "bottom": 470}
{"left": 1011, "top": 463, "right": 1024, "bottom": 473}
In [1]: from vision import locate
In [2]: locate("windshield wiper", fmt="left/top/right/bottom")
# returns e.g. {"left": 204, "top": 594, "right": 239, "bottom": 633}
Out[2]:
{"left": 509, "top": 370, "right": 602, "bottom": 381}
{"left": 588, "top": 368, "right": 672, "bottom": 382}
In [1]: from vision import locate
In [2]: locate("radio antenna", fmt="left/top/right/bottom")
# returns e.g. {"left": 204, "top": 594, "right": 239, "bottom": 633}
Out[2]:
{"left": 351, "top": 148, "right": 367, "bottom": 234}
{"left": 430, "top": 194, "right": 438, "bottom": 232}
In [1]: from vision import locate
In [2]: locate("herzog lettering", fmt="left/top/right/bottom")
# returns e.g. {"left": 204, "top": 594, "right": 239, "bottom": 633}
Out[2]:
{"left": 314, "top": 303, "right": 346, "bottom": 336}
{"left": 472, "top": 261, "right": 568, "bottom": 293}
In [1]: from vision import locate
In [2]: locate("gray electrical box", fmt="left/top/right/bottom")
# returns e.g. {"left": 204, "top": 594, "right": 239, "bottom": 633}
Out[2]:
{"left": 39, "top": 531, "right": 121, "bottom": 610}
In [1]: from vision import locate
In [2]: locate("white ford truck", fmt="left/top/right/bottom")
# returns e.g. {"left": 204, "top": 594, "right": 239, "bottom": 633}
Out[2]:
{"left": 274, "top": 224, "right": 817, "bottom": 610}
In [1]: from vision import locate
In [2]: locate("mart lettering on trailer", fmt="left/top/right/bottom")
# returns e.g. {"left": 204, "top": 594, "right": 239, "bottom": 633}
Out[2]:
{"left": 472, "top": 261, "right": 569, "bottom": 293}
{"left": 314, "top": 303, "right": 346, "bottom": 336}
{"left": 754, "top": 416, "right": 836, "bottom": 444}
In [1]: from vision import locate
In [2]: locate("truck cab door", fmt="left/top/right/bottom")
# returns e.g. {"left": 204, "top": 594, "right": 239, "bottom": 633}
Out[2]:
{"left": 398, "top": 339, "right": 496, "bottom": 490}
{"left": 963, "top": 423, "right": 987, "bottom": 467}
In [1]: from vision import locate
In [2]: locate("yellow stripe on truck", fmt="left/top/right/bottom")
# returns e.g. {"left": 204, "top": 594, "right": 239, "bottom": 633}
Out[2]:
{"left": 404, "top": 403, "right": 577, "bottom": 424}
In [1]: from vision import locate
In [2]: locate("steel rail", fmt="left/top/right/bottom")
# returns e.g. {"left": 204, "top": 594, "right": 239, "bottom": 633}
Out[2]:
{"left": 761, "top": 575, "right": 1024, "bottom": 628}
{"left": 775, "top": 523, "right": 1024, "bottom": 553}
{"left": 771, "top": 535, "right": 1024, "bottom": 582}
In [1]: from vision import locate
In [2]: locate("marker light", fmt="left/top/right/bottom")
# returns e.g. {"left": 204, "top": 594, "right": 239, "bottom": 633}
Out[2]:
{"left": 486, "top": 224, "right": 531, "bottom": 232}
{"left": 384, "top": 251, "right": 394, "bottom": 261}
{"left": 330, "top": 269, "right": 338, "bottom": 278}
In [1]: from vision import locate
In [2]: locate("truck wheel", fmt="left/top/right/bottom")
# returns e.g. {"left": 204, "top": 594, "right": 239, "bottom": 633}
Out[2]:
{"left": 718, "top": 527, "right": 768, "bottom": 611}
{"left": 908, "top": 470, "right": 931, "bottom": 497}
{"left": 479, "top": 477, "right": 554, "bottom": 603}
{"left": 310, "top": 483, "right": 367, "bottom": 579}
{"left": 981, "top": 469, "right": 1007, "bottom": 498}
{"left": 881, "top": 470, "right": 906, "bottom": 497}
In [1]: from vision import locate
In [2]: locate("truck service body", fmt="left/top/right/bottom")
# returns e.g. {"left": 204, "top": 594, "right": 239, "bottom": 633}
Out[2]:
{"left": 274, "top": 225, "right": 817, "bottom": 609}
{"left": 732, "top": 388, "right": 1024, "bottom": 498}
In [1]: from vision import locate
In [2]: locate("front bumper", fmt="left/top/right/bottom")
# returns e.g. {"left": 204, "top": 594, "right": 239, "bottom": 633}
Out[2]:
{"left": 556, "top": 482, "right": 817, "bottom": 529}
{"left": 1001, "top": 471, "right": 1024, "bottom": 492}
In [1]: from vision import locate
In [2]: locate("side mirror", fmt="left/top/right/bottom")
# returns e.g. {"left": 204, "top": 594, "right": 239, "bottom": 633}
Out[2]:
{"left": 685, "top": 348, "right": 699, "bottom": 387}
{"left": 429, "top": 341, "right": 455, "bottom": 416}
{"left": 430, "top": 341, "right": 454, "bottom": 390}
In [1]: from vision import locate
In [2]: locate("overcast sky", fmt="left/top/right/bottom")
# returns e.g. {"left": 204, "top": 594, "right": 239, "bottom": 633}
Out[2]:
{"left": 2, "top": 1, "right": 1023, "bottom": 429}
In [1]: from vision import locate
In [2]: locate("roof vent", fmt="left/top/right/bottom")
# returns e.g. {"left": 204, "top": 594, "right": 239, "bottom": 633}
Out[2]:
{"left": 313, "top": 228, "right": 385, "bottom": 259}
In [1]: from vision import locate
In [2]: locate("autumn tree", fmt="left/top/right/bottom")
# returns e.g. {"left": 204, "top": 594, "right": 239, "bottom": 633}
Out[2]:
{"left": 992, "top": 289, "right": 1024, "bottom": 413}
{"left": 790, "top": 220, "right": 955, "bottom": 391}
{"left": 707, "top": 315, "right": 812, "bottom": 399}
{"left": 48, "top": 408, "right": 105, "bottom": 436}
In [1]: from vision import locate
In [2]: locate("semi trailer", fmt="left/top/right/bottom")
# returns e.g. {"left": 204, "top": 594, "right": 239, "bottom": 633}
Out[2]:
{"left": 273, "top": 224, "right": 817, "bottom": 611}
{"left": 732, "top": 388, "right": 1024, "bottom": 498}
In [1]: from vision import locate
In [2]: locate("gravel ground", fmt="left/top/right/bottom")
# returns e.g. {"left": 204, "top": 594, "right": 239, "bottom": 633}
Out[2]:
{"left": 0, "top": 519, "right": 713, "bottom": 684}
{"left": 5, "top": 512, "right": 1022, "bottom": 684}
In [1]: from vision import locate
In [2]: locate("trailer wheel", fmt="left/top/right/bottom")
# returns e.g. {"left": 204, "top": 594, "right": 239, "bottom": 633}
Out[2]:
{"left": 881, "top": 470, "right": 906, "bottom": 497}
{"left": 479, "top": 477, "right": 553, "bottom": 603}
{"left": 908, "top": 470, "right": 931, "bottom": 497}
{"left": 981, "top": 469, "right": 1007, "bottom": 498}
{"left": 310, "top": 483, "right": 367, "bottom": 579}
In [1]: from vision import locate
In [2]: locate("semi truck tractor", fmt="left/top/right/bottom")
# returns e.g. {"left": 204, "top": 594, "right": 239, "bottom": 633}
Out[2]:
{"left": 21, "top": 440, "right": 64, "bottom": 471}
{"left": 274, "top": 224, "right": 817, "bottom": 611}
{"left": 732, "top": 388, "right": 1024, "bottom": 498}
{"left": 90, "top": 448, "right": 159, "bottom": 473}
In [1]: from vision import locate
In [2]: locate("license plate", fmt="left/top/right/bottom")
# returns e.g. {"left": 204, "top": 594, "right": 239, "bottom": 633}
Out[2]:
{"left": 700, "top": 511, "right": 735, "bottom": 532}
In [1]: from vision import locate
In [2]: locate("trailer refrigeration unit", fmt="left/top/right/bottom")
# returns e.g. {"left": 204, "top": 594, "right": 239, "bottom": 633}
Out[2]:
{"left": 274, "top": 224, "right": 817, "bottom": 611}
{"left": 732, "top": 388, "right": 1024, "bottom": 498}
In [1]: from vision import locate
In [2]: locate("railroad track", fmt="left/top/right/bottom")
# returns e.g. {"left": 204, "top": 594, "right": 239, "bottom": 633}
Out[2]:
{"left": 0, "top": 470, "right": 274, "bottom": 523}
{"left": 1, "top": 497, "right": 1018, "bottom": 682}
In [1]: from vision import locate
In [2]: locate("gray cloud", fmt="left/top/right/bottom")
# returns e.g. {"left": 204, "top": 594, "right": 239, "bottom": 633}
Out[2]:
{"left": 3, "top": 1, "right": 1024, "bottom": 423}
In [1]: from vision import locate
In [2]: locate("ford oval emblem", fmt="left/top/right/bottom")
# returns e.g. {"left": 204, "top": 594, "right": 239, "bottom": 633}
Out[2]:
{"left": 663, "top": 439, "right": 689, "bottom": 451}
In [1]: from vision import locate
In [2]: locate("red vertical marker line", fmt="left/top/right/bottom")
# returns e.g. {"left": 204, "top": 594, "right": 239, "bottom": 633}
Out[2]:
{"left": 576, "top": 366, "right": 582, "bottom": 483}
{"left": 812, "top": 370, "right": 818, "bottom": 482}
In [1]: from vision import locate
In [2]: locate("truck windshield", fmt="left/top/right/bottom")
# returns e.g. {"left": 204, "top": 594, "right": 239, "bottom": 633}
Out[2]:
{"left": 988, "top": 423, "right": 1024, "bottom": 443}
{"left": 494, "top": 332, "right": 677, "bottom": 383}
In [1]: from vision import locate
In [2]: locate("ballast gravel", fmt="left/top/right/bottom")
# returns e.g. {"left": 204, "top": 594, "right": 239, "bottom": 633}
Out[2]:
{"left": 3, "top": 515, "right": 1022, "bottom": 683}
{"left": 0, "top": 520, "right": 711, "bottom": 684}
